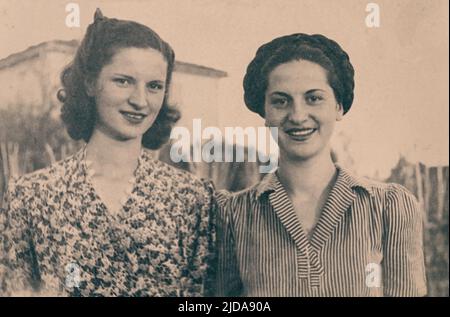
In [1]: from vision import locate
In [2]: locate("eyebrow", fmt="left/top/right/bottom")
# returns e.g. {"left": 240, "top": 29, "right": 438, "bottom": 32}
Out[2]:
{"left": 113, "top": 73, "right": 165, "bottom": 84}
{"left": 305, "top": 89, "right": 326, "bottom": 94}
{"left": 113, "top": 73, "right": 135, "bottom": 80}
{"left": 268, "top": 91, "right": 290, "bottom": 98}
{"left": 269, "top": 89, "right": 326, "bottom": 96}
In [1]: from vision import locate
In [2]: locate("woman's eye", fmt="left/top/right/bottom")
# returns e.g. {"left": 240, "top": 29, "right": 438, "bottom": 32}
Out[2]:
{"left": 147, "top": 82, "right": 164, "bottom": 91}
{"left": 113, "top": 78, "right": 131, "bottom": 87}
{"left": 306, "top": 95, "right": 324, "bottom": 104}
{"left": 271, "top": 98, "right": 289, "bottom": 108}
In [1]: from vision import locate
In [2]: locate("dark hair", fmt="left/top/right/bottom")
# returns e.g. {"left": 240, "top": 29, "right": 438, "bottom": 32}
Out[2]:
{"left": 243, "top": 33, "right": 355, "bottom": 118}
{"left": 58, "top": 9, "right": 180, "bottom": 149}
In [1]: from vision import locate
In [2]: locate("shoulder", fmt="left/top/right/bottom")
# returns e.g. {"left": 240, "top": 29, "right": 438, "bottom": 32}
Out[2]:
{"left": 359, "top": 177, "right": 421, "bottom": 222}
{"left": 341, "top": 168, "right": 417, "bottom": 205}
{"left": 3, "top": 156, "right": 77, "bottom": 224}
{"left": 331, "top": 167, "right": 422, "bottom": 224}
{"left": 215, "top": 181, "right": 260, "bottom": 216}
{"left": 6, "top": 154, "right": 77, "bottom": 203}
{"left": 383, "top": 182, "right": 421, "bottom": 219}
{"left": 360, "top": 176, "right": 419, "bottom": 207}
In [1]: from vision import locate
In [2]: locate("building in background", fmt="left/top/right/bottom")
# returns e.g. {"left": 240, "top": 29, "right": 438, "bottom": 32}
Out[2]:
{"left": 0, "top": 39, "right": 227, "bottom": 130}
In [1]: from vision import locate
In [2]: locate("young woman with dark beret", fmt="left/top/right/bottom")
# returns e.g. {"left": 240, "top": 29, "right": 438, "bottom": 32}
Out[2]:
{"left": 216, "top": 33, "right": 427, "bottom": 297}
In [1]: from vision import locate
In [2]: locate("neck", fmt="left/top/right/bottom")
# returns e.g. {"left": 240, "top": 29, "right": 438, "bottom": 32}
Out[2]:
{"left": 277, "top": 148, "right": 337, "bottom": 196}
{"left": 85, "top": 129, "right": 142, "bottom": 178}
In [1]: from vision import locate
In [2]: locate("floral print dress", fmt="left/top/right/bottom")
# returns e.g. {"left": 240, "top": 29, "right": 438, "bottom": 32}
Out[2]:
{"left": 0, "top": 146, "right": 215, "bottom": 296}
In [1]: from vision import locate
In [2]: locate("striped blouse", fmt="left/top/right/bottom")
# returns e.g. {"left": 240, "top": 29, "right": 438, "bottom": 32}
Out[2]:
{"left": 216, "top": 166, "right": 427, "bottom": 297}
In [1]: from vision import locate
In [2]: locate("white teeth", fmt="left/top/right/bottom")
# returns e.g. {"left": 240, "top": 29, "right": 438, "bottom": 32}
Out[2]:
{"left": 288, "top": 128, "right": 315, "bottom": 136}
{"left": 123, "top": 113, "right": 145, "bottom": 120}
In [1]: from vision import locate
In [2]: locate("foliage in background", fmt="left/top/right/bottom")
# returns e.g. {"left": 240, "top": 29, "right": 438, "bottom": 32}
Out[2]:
{"left": 0, "top": 106, "right": 82, "bottom": 203}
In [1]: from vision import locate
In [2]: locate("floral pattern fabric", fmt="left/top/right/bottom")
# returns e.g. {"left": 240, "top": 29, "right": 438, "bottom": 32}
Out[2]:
{"left": 0, "top": 146, "right": 215, "bottom": 296}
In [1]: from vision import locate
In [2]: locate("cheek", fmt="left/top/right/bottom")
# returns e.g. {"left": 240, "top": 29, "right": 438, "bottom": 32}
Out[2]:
{"left": 317, "top": 104, "right": 340, "bottom": 125}
{"left": 148, "top": 94, "right": 165, "bottom": 112}
{"left": 96, "top": 86, "right": 125, "bottom": 109}
{"left": 318, "top": 115, "right": 338, "bottom": 137}
{"left": 264, "top": 103, "right": 283, "bottom": 126}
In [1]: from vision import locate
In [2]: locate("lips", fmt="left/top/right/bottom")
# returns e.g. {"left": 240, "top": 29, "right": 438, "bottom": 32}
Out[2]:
{"left": 120, "top": 111, "right": 148, "bottom": 124}
{"left": 283, "top": 127, "right": 317, "bottom": 141}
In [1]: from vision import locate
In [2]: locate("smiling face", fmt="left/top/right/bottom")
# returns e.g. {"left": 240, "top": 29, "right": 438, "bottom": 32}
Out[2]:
{"left": 87, "top": 47, "right": 168, "bottom": 142}
{"left": 264, "top": 59, "right": 343, "bottom": 162}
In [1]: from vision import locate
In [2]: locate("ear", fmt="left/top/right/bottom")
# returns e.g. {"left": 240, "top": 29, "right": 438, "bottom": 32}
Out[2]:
{"left": 85, "top": 78, "right": 96, "bottom": 97}
{"left": 336, "top": 103, "right": 344, "bottom": 121}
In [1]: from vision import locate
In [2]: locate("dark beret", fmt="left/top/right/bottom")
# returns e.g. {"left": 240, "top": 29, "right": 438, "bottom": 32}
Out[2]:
{"left": 243, "top": 33, "right": 355, "bottom": 117}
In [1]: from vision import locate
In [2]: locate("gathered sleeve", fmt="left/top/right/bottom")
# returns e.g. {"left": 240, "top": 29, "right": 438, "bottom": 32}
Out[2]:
{"left": 0, "top": 178, "right": 40, "bottom": 296}
{"left": 214, "top": 191, "right": 243, "bottom": 297}
{"left": 382, "top": 184, "right": 427, "bottom": 297}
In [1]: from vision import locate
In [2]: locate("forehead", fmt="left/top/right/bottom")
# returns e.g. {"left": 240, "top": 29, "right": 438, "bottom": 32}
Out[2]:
{"left": 102, "top": 47, "right": 167, "bottom": 78}
{"left": 267, "top": 59, "right": 330, "bottom": 91}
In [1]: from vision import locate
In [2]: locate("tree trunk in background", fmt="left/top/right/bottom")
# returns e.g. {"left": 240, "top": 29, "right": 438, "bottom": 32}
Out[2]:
{"left": 387, "top": 158, "right": 449, "bottom": 297}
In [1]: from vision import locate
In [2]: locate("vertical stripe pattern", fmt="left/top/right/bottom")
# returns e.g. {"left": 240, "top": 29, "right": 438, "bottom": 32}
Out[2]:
{"left": 215, "top": 166, "right": 427, "bottom": 297}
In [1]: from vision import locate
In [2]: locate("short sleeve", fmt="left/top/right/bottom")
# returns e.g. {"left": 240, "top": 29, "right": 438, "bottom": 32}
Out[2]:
{"left": 0, "top": 178, "right": 39, "bottom": 296}
{"left": 215, "top": 191, "right": 243, "bottom": 297}
{"left": 382, "top": 184, "right": 427, "bottom": 297}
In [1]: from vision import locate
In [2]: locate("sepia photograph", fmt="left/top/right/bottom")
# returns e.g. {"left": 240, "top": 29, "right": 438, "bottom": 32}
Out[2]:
{"left": 0, "top": 0, "right": 448, "bottom": 301}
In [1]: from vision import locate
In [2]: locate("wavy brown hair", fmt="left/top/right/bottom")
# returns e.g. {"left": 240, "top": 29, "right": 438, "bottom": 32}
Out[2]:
{"left": 58, "top": 10, "right": 180, "bottom": 149}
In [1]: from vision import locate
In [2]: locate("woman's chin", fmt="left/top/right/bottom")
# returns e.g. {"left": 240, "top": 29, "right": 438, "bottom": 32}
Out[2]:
{"left": 287, "top": 152, "right": 316, "bottom": 162}
{"left": 281, "top": 145, "right": 323, "bottom": 162}
{"left": 112, "top": 125, "right": 151, "bottom": 141}
{"left": 108, "top": 130, "right": 144, "bottom": 142}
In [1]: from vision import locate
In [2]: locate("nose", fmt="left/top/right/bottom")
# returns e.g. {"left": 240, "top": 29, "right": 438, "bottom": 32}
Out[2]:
{"left": 128, "top": 85, "right": 148, "bottom": 109}
{"left": 288, "top": 98, "right": 309, "bottom": 123}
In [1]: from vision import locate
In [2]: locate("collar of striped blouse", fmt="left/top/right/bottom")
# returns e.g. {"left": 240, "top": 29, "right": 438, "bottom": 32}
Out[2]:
{"left": 254, "top": 164, "right": 375, "bottom": 199}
